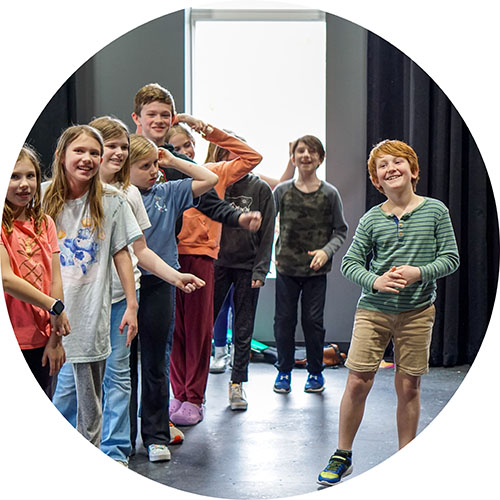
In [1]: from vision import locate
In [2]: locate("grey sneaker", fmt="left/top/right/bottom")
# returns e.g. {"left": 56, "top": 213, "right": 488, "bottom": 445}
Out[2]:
{"left": 147, "top": 444, "right": 171, "bottom": 462}
{"left": 210, "top": 345, "right": 228, "bottom": 373}
{"left": 229, "top": 382, "right": 248, "bottom": 410}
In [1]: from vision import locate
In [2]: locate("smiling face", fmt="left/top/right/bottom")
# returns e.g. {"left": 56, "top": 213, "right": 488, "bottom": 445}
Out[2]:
{"left": 100, "top": 133, "right": 129, "bottom": 183}
{"left": 129, "top": 150, "right": 159, "bottom": 191}
{"left": 292, "top": 140, "right": 322, "bottom": 174}
{"left": 132, "top": 101, "right": 173, "bottom": 146}
{"left": 169, "top": 132, "right": 195, "bottom": 160}
{"left": 62, "top": 133, "right": 102, "bottom": 189}
{"left": 372, "top": 154, "right": 418, "bottom": 194}
{"left": 7, "top": 159, "right": 38, "bottom": 218}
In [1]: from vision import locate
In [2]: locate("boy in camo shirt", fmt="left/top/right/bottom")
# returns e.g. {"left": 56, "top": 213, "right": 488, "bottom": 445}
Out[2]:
{"left": 272, "top": 135, "right": 348, "bottom": 394}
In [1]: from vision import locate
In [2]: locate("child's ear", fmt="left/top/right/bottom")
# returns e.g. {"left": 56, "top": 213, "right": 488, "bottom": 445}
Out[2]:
{"left": 131, "top": 112, "right": 140, "bottom": 126}
{"left": 411, "top": 166, "right": 419, "bottom": 180}
{"left": 171, "top": 113, "right": 178, "bottom": 126}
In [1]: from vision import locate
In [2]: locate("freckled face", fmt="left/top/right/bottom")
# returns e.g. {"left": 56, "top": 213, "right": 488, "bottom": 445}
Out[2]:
{"left": 373, "top": 154, "right": 417, "bottom": 193}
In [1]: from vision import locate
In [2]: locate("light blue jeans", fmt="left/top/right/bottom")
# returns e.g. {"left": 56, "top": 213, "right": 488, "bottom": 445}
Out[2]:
{"left": 53, "top": 362, "right": 77, "bottom": 427}
{"left": 100, "top": 293, "right": 138, "bottom": 463}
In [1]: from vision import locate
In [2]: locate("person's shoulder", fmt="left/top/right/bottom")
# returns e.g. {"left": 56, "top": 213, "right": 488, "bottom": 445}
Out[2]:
{"left": 274, "top": 179, "right": 294, "bottom": 193}
{"left": 421, "top": 196, "right": 449, "bottom": 212}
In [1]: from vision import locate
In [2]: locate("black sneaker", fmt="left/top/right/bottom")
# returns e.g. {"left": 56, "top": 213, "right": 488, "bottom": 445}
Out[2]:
{"left": 317, "top": 452, "right": 353, "bottom": 486}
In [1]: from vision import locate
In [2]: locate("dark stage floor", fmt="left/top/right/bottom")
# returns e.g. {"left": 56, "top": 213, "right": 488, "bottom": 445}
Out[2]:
{"left": 128, "top": 361, "right": 468, "bottom": 498}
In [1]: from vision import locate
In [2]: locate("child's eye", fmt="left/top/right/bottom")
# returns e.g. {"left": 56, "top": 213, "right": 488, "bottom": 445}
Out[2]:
{"left": 11, "top": 174, "right": 19, "bottom": 180}
{"left": 27, "top": 173, "right": 36, "bottom": 179}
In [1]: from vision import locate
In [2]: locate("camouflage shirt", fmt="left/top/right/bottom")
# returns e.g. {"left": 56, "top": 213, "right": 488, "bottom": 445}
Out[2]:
{"left": 273, "top": 180, "right": 348, "bottom": 277}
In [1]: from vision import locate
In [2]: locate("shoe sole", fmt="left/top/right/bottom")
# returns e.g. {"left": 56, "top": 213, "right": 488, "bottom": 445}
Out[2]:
{"left": 273, "top": 387, "right": 291, "bottom": 394}
{"left": 209, "top": 367, "right": 226, "bottom": 374}
{"left": 317, "top": 465, "right": 353, "bottom": 486}
{"left": 230, "top": 402, "right": 248, "bottom": 410}
{"left": 304, "top": 385, "right": 325, "bottom": 393}
{"left": 148, "top": 451, "right": 171, "bottom": 462}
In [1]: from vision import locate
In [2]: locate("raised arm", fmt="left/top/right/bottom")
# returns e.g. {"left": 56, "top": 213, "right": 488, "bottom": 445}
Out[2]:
{"left": 158, "top": 147, "right": 218, "bottom": 198}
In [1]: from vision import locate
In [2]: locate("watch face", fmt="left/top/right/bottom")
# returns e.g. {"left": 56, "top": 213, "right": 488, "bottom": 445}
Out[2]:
{"left": 53, "top": 300, "right": 64, "bottom": 315}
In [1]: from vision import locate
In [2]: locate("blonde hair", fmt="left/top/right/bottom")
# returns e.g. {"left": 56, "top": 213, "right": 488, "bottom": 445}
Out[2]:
{"left": 204, "top": 129, "right": 245, "bottom": 164}
{"left": 129, "top": 134, "right": 158, "bottom": 166}
{"left": 133, "top": 83, "right": 176, "bottom": 116}
{"left": 43, "top": 125, "right": 105, "bottom": 234}
{"left": 89, "top": 116, "right": 131, "bottom": 189}
{"left": 367, "top": 139, "right": 420, "bottom": 193}
{"left": 3, "top": 144, "right": 46, "bottom": 235}
{"left": 165, "top": 123, "right": 195, "bottom": 146}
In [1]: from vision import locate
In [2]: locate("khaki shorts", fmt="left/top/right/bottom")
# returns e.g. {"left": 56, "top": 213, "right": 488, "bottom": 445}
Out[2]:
{"left": 345, "top": 305, "right": 436, "bottom": 376}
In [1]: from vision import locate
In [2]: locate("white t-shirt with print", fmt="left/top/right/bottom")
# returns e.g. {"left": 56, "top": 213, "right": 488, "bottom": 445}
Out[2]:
{"left": 43, "top": 184, "right": 142, "bottom": 363}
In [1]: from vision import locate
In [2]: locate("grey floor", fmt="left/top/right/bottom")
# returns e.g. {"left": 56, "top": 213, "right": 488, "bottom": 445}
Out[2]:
{"left": 128, "top": 361, "right": 468, "bottom": 498}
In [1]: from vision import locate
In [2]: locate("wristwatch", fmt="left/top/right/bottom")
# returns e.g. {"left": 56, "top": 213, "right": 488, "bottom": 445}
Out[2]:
{"left": 49, "top": 299, "right": 65, "bottom": 316}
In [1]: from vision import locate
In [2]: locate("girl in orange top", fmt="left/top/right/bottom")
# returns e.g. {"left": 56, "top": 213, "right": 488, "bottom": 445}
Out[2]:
{"left": 1, "top": 145, "right": 70, "bottom": 398}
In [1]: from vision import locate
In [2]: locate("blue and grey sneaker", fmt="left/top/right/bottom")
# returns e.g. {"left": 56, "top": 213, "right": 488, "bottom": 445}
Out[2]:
{"left": 273, "top": 371, "right": 291, "bottom": 393}
{"left": 317, "top": 452, "right": 353, "bottom": 486}
{"left": 304, "top": 372, "right": 325, "bottom": 393}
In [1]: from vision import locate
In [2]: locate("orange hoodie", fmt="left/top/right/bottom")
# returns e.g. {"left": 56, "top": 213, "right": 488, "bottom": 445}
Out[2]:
{"left": 176, "top": 126, "right": 262, "bottom": 259}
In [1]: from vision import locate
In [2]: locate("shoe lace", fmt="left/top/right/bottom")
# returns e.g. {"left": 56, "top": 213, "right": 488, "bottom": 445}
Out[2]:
{"left": 325, "top": 455, "right": 348, "bottom": 473}
{"left": 232, "top": 383, "right": 243, "bottom": 398}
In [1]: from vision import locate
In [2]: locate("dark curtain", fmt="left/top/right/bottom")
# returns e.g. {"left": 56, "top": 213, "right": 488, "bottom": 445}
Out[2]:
{"left": 366, "top": 33, "right": 499, "bottom": 366}
{"left": 26, "top": 76, "right": 77, "bottom": 177}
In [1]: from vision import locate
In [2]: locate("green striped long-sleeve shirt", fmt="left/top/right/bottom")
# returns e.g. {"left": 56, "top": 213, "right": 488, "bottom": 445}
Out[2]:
{"left": 341, "top": 197, "right": 459, "bottom": 314}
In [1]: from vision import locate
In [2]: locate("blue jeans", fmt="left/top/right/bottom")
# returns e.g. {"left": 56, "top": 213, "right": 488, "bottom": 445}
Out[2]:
{"left": 213, "top": 284, "right": 234, "bottom": 347}
{"left": 53, "top": 361, "right": 77, "bottom": 427}
{"left": 100, "top": 292, "right": 138, "bottom": 462}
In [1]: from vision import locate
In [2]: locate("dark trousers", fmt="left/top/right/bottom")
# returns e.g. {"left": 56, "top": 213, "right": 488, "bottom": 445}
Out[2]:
{"left": 273, "top": 271, "right": 327, "bottom": 374}
{"left": 22, "top": 346, "right": 54, "bottom": 399}
{"left": 213, "top": 266, "right": 260, "bottom": 383}
{"left": 130, "top": 275, "right": 173, "bottom": 448}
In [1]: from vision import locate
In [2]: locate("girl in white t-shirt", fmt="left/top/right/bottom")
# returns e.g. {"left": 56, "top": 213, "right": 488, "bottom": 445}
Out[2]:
{"left": 43, "top": 125, "right": 142, "bottom": 446}
{"left": 89, "top": 116, "right": 205, "bottom": 465}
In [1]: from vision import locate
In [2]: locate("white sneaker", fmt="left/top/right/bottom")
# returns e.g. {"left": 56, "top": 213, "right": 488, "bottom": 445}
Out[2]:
{"left": 229, "top": 382, "right": 248, "bottom": 411}
{"left": 210, "top": 345, "right": 228, "bottom": 373}
{"left": 147, "top": 444, "right": 171, "bottom": 462}
{"left": 169, "top": 421, "right": 184, "bottom": 444}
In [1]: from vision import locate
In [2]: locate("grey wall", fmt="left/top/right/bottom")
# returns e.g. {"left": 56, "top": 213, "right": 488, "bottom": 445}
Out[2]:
{"left": 70, "top": 9, "right": 368, "bottom": 347}
{"left": 73, "top": 10, "right": 186, "bottom": 129}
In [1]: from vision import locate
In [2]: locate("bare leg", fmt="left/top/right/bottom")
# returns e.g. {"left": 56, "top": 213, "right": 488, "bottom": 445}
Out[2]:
{"left": 394, "top": 372, "right": 421, "bottom": 449}
{"left": 338, "top": 370, "right": 376, "bottom": 450}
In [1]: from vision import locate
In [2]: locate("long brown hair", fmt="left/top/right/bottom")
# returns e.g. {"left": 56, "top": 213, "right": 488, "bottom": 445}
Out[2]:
{"left": 43, "top": 125, "right": 105, "bottom": 234}
{"left": 2, "top": 144, "right": 46, "bottom": 235}
{"left": 89, "top": 116, "right": 131, "bottom": 189}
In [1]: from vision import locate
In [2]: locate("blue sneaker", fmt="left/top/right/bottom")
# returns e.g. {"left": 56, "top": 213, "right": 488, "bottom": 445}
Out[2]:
{"left": 304, "top": 372, "right": 325, "bottom": 393}
{"left": 317, "top": 453, "right": 353, "bottom": 486}
{"left": 273, "top": 372, "right": 291, "bottom": 393}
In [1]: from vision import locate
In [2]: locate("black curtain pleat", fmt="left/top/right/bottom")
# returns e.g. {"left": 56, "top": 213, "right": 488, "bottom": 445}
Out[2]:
{"left": 366, "top": 33, "right": 499, "bottom": 366}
